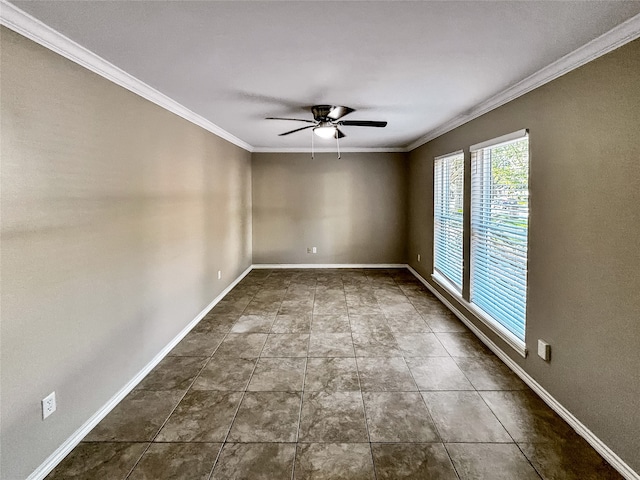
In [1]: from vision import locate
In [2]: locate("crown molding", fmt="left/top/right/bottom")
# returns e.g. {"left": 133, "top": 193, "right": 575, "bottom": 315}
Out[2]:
{"left": 0, "top": 0, "right": 254, "bottom": 152}
{"left": 3, "top": 1, "right": 638, "bottom": 155}
{"left": 406, "top": 13, "right": 640, "bottom": 152}
{"left": 252, "top": 147, "right": 408, "bottom": 154}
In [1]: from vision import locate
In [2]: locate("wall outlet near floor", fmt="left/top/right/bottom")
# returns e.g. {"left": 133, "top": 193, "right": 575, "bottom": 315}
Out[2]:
{"left": 307, "top": 247, "right": 317, "bottom": 254}
{"left": 42, "top": 391, "right": 56, "bottom": 420}
{"left": 217, "top": 270, "right": 222, "bottom": 280}
{"left": 417, "top": 253, "right": 421, "bottom": 262}
{"left": 538, "top": 339, "right": 551, "bottom": 361}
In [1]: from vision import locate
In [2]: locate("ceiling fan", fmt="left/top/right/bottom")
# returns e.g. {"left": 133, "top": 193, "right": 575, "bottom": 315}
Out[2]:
{"left": 266, "top": 105, "right": 387, "bottom": 158}
{"left": 267, "top": 104, "right": 387, "bottom": 139}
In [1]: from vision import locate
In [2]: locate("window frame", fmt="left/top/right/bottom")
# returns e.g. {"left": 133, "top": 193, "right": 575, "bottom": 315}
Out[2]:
{"left": 430, "top": 129, "right": 530, "bottom": 357}
{"left": 432, "top": 150, "right": 465, "bottom": 292}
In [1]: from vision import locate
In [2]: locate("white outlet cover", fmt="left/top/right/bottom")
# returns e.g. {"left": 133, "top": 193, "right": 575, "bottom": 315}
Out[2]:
{"left": 217, "top": 270, "right": 221, "bottom": 279}
{"left": 312, "top": 247, "right": 317, "bottom": 254}
{"left": 538, "top": 339, "right": 551, "bottom": 361}
{"left": 42, "top": 391, "right": 56, "bottom": 420}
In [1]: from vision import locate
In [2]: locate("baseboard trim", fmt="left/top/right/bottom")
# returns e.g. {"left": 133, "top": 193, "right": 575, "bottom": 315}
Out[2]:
{"left": 251, "top": 263, "right": 407, "bottom": 269}
{"left": 407, "top": 265, "right": 639, "bottom": 480}
{"left": 27, "top": 265, "right": 252, "bottom": 480}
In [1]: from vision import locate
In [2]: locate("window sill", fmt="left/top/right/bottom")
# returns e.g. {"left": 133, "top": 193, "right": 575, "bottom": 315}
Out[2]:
{"left": 431, "top": 272, "right": 528, "bottom": 358}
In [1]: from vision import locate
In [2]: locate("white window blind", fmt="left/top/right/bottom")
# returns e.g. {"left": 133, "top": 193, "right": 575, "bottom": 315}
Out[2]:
{"left": 471, "top": 132, "right": 529, "bottom": 342}
{"left": 433, "top": 151, "right": 464, "bottom": 290}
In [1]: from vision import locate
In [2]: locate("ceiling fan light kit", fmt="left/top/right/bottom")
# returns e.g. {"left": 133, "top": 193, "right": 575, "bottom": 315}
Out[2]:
{"left": 266, "top": 105, "right": 387, "bottom": 158}
{"left": 313, "top": 123, "right": 338, "bottom": 139}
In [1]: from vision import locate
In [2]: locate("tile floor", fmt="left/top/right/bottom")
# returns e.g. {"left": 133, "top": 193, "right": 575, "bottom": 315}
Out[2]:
{"left": 46, "top": 268, "right": 622, "bottom": 480}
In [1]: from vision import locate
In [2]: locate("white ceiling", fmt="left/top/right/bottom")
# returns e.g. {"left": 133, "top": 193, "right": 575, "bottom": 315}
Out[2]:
{"left": 7, "top": 1, "right": 640, "bottom": 151}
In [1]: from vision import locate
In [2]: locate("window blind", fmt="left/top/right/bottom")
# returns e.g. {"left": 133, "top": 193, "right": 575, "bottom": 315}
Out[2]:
{"left": 433, "top": 151, "right": 464, "bottom": 290}
{"left": 470, "top": 133, "right": 529, "bottom": 342}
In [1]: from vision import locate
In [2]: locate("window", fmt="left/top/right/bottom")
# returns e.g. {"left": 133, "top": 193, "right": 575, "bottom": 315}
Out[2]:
{"left": 433, "top": 151, "right": 464, "bottom": 290}
{"left": 470, "top": 131, "right": 529, "bottom": 343}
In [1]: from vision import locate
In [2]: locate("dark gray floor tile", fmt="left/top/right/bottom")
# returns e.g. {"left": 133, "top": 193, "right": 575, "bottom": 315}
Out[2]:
{"left": 308, "top": 333, "right": 355, "bottom": 357}
{"left": 446, "top": 443, "right": 541, "bottom": 480}
{"left": 261, "top": 333, "right": 309, "bottom": 357}
{"left": 454, "top": 355, "right": 528, "bottom": 390}
{"left": 518, "top": 436, "right": 625, "bottom": 480}
{"left": 191, "top": 356, "right": 256, "bottom": 391}
{"left": 311, "top": 314, "right": 351, "bottom": 333}
{"left": 214, "top": 333, "right": 268, "bottom": 358}
{"left": 210, "top": 301, "right": 247, "bottom": 315}
{"left": 304, "top": 357, "right": 360, "bottom": 392}
{"left": 406, "top": 357, "right": 474, "bottom": 391}
{"left": 422, "top": 391, "right": 511, "bottom": 442}
{"left": 248, "top": 357, "right": 306, "bottom": 391}
{"left": 394, "top": 332, "right": 449, "bottom": 357}
{"left": 230, "top": 314, "right": 275, "bottom": 333}
{"left": 271, "top": 314, "right": 312, "bottom": 333}
{"left": 480, "top": 390, "right": 576, "bottom": 443}
{"left": 294, "top": 443, "right": 375, "bottom": 480}
{"left": 195, "top": 314, "right": 240, "bottom": 334}
{"left": 243, "top": 300, "right": 281, "bottom": 316}
{"left": 356, "top": 357, "right": 417, "bottom": 391}
{"left": 378, "top": 302, "right": 420, "bottom": 317}
{"left": 228, "top": 392, "right": 301, "bottom": 442}
{"left": 45, "top": 442, "right": 147, "bottom": 480}
{"left": 349, "top": 314, "right": 391, "bottom": 333}
{"left": 136, "top": 356, "right": 207, "bottom": 391}
{"left": 299, "top": 391, "right": 368, "bottom": 442}
{"left": 168, "top": 332, "right": 224, "bottom": 357}
{"left": 279, "top": 299, "right": 315, "bottom": 316}
{"left": 422, "top": 312, "right": 467, "bottom": 332}
{"left": 352, "top": 331, "right": 401, "bottom": 356}
{"left": 155, "top": 391, "right": 242, "bottom": 442}
{"left": 363, "top": 392, "right": 439, "bottom": 442}
{"left": 371, "top": 443, "right": 458, "bottom": 480}
{"left": 313, "top": 300, "right": 348, "bottom": 316}
{"left": 435, "top": 332, "right": 492, "bottom": 358}
{"left": 384, "top": 313, "right": 432, "bottom": 333}
{"left": 412, "top": 299, "right": 452, "bottom": 317}
{"left": 85, "top": 391, "right": 183, "bottom": 442}
{"left": 211, "top": 443, "right": 295, "bottom": 480}
{"left": 128, "top": 442, "right": 221, "bottom": 480}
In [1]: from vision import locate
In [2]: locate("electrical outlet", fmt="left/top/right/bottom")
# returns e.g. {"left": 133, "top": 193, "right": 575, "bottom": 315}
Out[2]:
{"left": 538, "top": 339, "right": 551, "bottom": 361}
{"left": 42, "top": 391, "right": 56, "bottom": 420}
{"left": 417, "top": 253, "right": 421, "bottom": 262}
{"left": 312, "top": 247, "right": 317, "bottom": 254}
{"left": 217, "top": 270, "right": 221, "bottom": 280}
{"left": 307, "top": 247, "right": 312, "bottom": 254}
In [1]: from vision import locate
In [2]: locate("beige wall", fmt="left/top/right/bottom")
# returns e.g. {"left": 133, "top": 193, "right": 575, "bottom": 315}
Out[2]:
{"left": 408, "top": 38, "right": 640, "bottom": 471}
{"left": 0, "top": 28, "right": 252, "bottom": 479}
{"left": 252, "top": 152, "right": 408, "bottom": 265}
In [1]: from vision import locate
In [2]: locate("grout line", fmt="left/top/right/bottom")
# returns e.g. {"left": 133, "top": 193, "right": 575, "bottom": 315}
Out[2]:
{"left": 205, "top": 273, "right": 266, "bottom": 480}
{"left": 125, "top": 323, "right": 236, "bottom": 479}
{"left": 390, "top": 272, "right": 464, "bottom": 480}
{"left": 290, "top": 276, "right": 314, "bottom": 480}
{"left": 355, "top": 270, "right": 384, "bottom": 480}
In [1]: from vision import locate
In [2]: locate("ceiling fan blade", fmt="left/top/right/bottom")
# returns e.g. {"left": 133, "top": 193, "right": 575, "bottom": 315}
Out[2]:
{"left": 336, "top": 128, "right": 346, "bottom": 139}
{"left": 327, "top": 106, "right": 355, "bottom": 120}
{"left": 266, "top": 117, "right": 315, "bottom": 123}
{"left": 339, "top": 120, "right": 387, "bottom": 127}
{"left": 278, "top": 125, "right": 315, "bottom": 136}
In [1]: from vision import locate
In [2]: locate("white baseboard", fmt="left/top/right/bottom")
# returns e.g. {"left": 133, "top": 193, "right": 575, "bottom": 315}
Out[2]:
{"left": 28, "top": 265, "right": 252, "bottom": 480}
{"left": 251, "top": 263, "right": 406, "bottom": 269}
{"left": 407, "top": 265, "right": 639, "bottom": 480}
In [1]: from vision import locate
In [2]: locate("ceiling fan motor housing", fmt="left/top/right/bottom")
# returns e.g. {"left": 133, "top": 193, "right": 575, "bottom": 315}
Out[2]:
{"left": 311, "top": 105, "right": 336, "bottom": 122}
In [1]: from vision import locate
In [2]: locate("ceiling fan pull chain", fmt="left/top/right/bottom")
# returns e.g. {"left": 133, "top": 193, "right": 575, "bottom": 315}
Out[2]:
{"left": 336, "top": 133, "right": 341, "bottom": 159}
{"left": 311, "top": 129, "right": 314, "bottom": 159}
